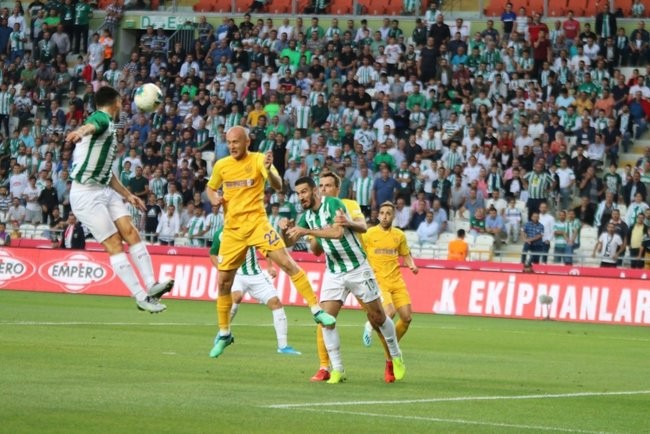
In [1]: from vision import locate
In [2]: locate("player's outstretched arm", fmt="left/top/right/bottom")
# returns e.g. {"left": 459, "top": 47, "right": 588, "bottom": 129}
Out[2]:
{"left": 65, "top": 123, "right": 96, "bottom": 143}
{"left": 402, "top": 253, "right": 419, "bottom": 274}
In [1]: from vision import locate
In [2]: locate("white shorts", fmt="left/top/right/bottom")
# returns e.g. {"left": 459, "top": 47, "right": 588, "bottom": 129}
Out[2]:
{"left": 231, "top": 272, "right": 278, "bottom": 305}
{"left": 320, "top": 261, "right": 381, "bottom": 304}
{"left": 70, "top": 182, "right": 129, "bottom": 243}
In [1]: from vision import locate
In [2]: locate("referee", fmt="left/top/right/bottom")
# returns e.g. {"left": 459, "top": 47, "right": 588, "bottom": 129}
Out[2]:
{"left": 523, "top": 161, "right": 555, "bottom": 219}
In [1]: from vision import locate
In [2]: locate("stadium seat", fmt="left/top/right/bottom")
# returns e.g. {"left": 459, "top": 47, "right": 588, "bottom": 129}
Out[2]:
{"left": 19, "top": 224, "right": 35, "bottom": 239}
{"left": 404, "top": 230, "right": 419, "bottom": 245}
{"left": 33, "top": 224, "right": 51, "bottom": 240}
{"left": 580, "top": 226, "right": 598, "bottom": 241}
{"left": 329, "top": 0, "right": 352, "bottom": 14}
{"left": 455, "top": 220, "right": 470, "bottom": 233}
{"left": 527, "top": 0, "right": 545, "bottom": 15}
{"left": 193, "top": 0, "right": 213, "bottom": 12}
{"left": 174, "top": 237, "right": 190, "bottom": 247}
{"left": 438, "top": 232, "right": 456, "bottom": 244}
{"left": 385, "top": 2, "right": 402, "bottom": 15}
{"left": 270, "top": 0, "right": 292, "bottom": 13}
{"left": 548, "top": 0, "right": 567, "bottom": 16}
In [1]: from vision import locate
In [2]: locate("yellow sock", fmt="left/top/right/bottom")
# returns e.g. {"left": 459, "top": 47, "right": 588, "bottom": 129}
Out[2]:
{"left": 378, "top": 332, "right": 391, "bottom": 360}
{"left": 316, "top": 325, "right": 330, "bottom": 369}
{"left": 396, "top": 319, "right": 409, "bottom": 341}
{"left": 217, "top": 294, "right": 233, "bottom": 333}
{"left": 290, "top": 269, "right": 318, "bottom": 307}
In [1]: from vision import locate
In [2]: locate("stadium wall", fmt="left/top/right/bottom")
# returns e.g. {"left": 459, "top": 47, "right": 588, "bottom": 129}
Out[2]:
{"left": 1, "top": 245, "right": 650, "bottom": 327}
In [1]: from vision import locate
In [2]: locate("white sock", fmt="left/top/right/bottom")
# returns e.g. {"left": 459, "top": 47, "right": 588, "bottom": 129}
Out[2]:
{"left": 378, "top": 317, "right": 401, "bottom": 358}
{"left": 129, "top": 242, "right": 156, "bottom": 289}
{"left": 310, "top": 305, "right": 322, "bottom": 315}
{"left": 230, "top": 303, "right": 240, "bottom": 323}
{"left": 272, "top": 308, "right": 288, "bottom": 349}
{"left": 321, "top": 326, "right": 344, "bottom": 372}
{"left": 364, "top": 320, "right": 373, "bottom": 333}
{"left": 110, "top": 253, "right": 146, "bottom": 301}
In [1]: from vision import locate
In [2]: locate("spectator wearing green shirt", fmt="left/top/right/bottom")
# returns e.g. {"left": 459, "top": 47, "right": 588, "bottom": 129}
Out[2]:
{"left": 73, "top": 0, "right": 92, "bottom": 54}
{"left": 373, "top": 143, "right": 396, "bottom": 172}
{"left": 406, "top": 83, "right": 426, "bottom": 111}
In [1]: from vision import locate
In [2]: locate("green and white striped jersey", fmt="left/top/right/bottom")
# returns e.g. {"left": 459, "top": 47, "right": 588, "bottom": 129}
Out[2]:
{"left": 298, "top": 196, "right": 366, "bottom": 274}
{"left": 0, "top": 91, "right": 12, "bottom": 115}
{"left": 353, "top": 176, "right": 372, "bottom": 206}
{"left": 524, "top": 171, "right": 553, "bottom": 199}
{"left": 149, "top": 177, "right": 167, "bottom": 199}
{"left": 210, "top": 228, "right": 262, "bottom": 276}
{"left": 294, "top": 106, "right": 311, "bottom": 129}
{"left": 163, "top": 192, "right": 183, "bottom": 212}
{"left": 204, "top": 211, "right": 224, "bottom": 240}
{"left": 71, "top": 111, "right": 116, "bottom": 185}
{"left": 553, "top": 220, "right": 569, "bottom": 247}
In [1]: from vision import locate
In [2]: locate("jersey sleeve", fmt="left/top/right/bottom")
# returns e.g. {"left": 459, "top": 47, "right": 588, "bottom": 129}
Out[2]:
{"left": 207, "top": 159, "right": 223, "bottom": 190}
{"left": 85, "top": 111, "right": 109, "bottom": 136}
{"left": 208, "top": 228, "right": 223, "bottom": 256}
{"left": 342, "top": 199, "right": 364, "bottom": 221}
{"left": 396, "top": 229, "right": 411, "bottom": 256}
{"left": 297, "top": 212, "right": 308, "bottom": 229}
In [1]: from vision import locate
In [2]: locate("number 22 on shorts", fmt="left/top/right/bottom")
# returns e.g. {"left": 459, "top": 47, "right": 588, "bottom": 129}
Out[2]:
{"left": 264, "top": 230, "right": 280, "bottom": 246}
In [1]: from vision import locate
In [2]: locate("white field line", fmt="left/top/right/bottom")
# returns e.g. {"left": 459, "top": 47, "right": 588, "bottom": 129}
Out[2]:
{"left": 266, "top": 390, "right": 650, "bottom": 409}
{"left": 295, "top": 408, "right": 609, "bottom": 434}
{"left": 1, "top": 321, "right": 648, "bottom": 343}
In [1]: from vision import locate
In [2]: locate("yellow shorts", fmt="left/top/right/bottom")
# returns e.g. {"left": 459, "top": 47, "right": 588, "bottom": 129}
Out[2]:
{"left": 378, "top": 279, "right": 411, "bottom": 309}
{"left": 217, "top": 221, "right": 285, "bottom": 271}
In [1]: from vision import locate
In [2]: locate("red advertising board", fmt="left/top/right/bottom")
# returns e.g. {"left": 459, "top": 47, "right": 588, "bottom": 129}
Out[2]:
{"left": 1, "top": 246, "right": 649, "bottom": 326}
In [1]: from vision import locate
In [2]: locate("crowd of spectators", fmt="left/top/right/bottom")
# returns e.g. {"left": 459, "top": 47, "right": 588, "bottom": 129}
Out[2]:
{"left": 0, "top": 1, "right": 650, "bottom": 267}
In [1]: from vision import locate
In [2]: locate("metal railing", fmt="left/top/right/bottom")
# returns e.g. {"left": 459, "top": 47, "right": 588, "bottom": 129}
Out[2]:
{"left": 166, "top": 24, "right": 196, "bottom": 60}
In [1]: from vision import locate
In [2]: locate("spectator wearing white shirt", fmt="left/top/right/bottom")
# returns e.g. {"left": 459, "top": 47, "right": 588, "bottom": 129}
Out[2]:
{"left": 156, "top": 205, "right": 180, "bottom": 245}
{"left": 555, "top": 157, "right": 575, "bottom": 211}
{"left": 514, "top": 126, "right": 533, "bottom": 156}
{"left": 462, "top": 156, "right": 482, "bottom": 184}
{"left": 416, "top": 210, "right": 440, "bottom": 244}
{"left": 538, "top": 202, "right": 555, "bottom": 264}
{"left": 392, "top": 198, "right": 412, "bottom": 229}
{"left": 593, "top": 222, "right": 624, "bottom": 268}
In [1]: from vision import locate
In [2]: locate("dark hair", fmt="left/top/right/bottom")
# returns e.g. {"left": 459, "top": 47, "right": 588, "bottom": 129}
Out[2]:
{"left": 457, "top": 229, "right": 465, "bottom": 237}
{"left": 94, "top": 86, "right": 121, "bottom": 108}
{"left": 320, "top": 172, "right": 341, "bottom": 188}
{"left": 295, "top": 176, "right": 316, "bottom": 189}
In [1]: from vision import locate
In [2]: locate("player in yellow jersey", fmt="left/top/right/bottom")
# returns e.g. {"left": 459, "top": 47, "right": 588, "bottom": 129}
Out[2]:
{"left": 361, "top": 201, "right": 418, "bottom": 382}
{"left": 205, "top": 126, "right": 335, "bottom": 358}
{"left": 308, "top": 171, "right": 369, "bottom": 381}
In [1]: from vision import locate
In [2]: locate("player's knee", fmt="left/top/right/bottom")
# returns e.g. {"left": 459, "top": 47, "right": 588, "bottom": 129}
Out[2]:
{"left": 231, "top": 291, "right": 243, "bottom": 303}
{"left": 400, "top": 313, "right": 412, "bottom": 324}
{"left": 102, "top": 234, "right": 124, "bottom": 255}
{"left": 267, "top": 297, "right": 282, "bottom": 309}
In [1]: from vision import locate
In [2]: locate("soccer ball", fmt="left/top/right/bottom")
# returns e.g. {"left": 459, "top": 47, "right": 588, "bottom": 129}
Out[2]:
{"left": 134, "top": 83, "right": 163, "bottom": 113}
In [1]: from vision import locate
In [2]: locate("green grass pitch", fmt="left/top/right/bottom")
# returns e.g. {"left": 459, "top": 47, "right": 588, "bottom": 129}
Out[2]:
{"left": 1, "top": 290, "right": 649, "bottom": 434}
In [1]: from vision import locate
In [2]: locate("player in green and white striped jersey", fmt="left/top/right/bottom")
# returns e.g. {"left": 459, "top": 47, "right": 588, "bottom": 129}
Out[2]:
{"left": 281, "top": 176, "right": 405, "bottom": 383}
{"left": 209, "top": 228, "right": 301, "bottom": 355}
{"left": 66, "top": 86, "right": 173, "bottom": 313}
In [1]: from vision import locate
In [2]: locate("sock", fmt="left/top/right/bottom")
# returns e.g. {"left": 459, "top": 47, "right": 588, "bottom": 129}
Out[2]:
{"left": 377, "top": 317, "right": 401, "bottom": 358}
{"left": 364, "top": 320, "right": 373, "bottom": 334}
{"left": 110, "top": 253, "right": 146, "bottom": 301}
{"left": 272, "top": 308, "right": 288, "bottom": 349}
{"left": 321, "top": 326, "right": 344, "bottom": 372}
{"left": 316, "top": 325, "right": 330, "bottom": 369}
{"left": 216, "top": 294, "right": 232, "bottom": 335}
{"left": 289, "top": 269, "right": 319, "bottom": 311}
{"left": 396, "top": 319, "right": 410, "bottom": 341}
{"left": 229, "top": 302, "right": 240, "bottom": 323}
{"left": 128, "top": 242, "right": 156, "bottom": 289}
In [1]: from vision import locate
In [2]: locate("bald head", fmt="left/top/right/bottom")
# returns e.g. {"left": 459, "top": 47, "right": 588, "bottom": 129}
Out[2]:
{"left": 225, "top": 126, "right": 250, "bottom": 160}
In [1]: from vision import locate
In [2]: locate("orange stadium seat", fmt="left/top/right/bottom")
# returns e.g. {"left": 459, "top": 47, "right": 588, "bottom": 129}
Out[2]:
{"left": 329, "top": 0, "right": 352, "bottom": 15}
{"left": 269, "top": 0, "right": 291, "bottom": 13}
{"left": 547, "top": 0, "right": 567, "bottom": 17}
{"left": 385, "top": 2, "right": 403, "bottom": 15}
{"left": 528, "top": 0, "right": 544, "bottom": 15}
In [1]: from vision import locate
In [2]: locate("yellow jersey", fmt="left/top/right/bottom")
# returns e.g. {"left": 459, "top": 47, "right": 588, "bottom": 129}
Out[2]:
{"left": 341, "top": 198, "right": 364, "bottom": 221}
{"left": 362, "top": 225, "right": 410, "bottom": 285}
{"left": 207, "top": 152, "right": 271, "bottom": 230}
